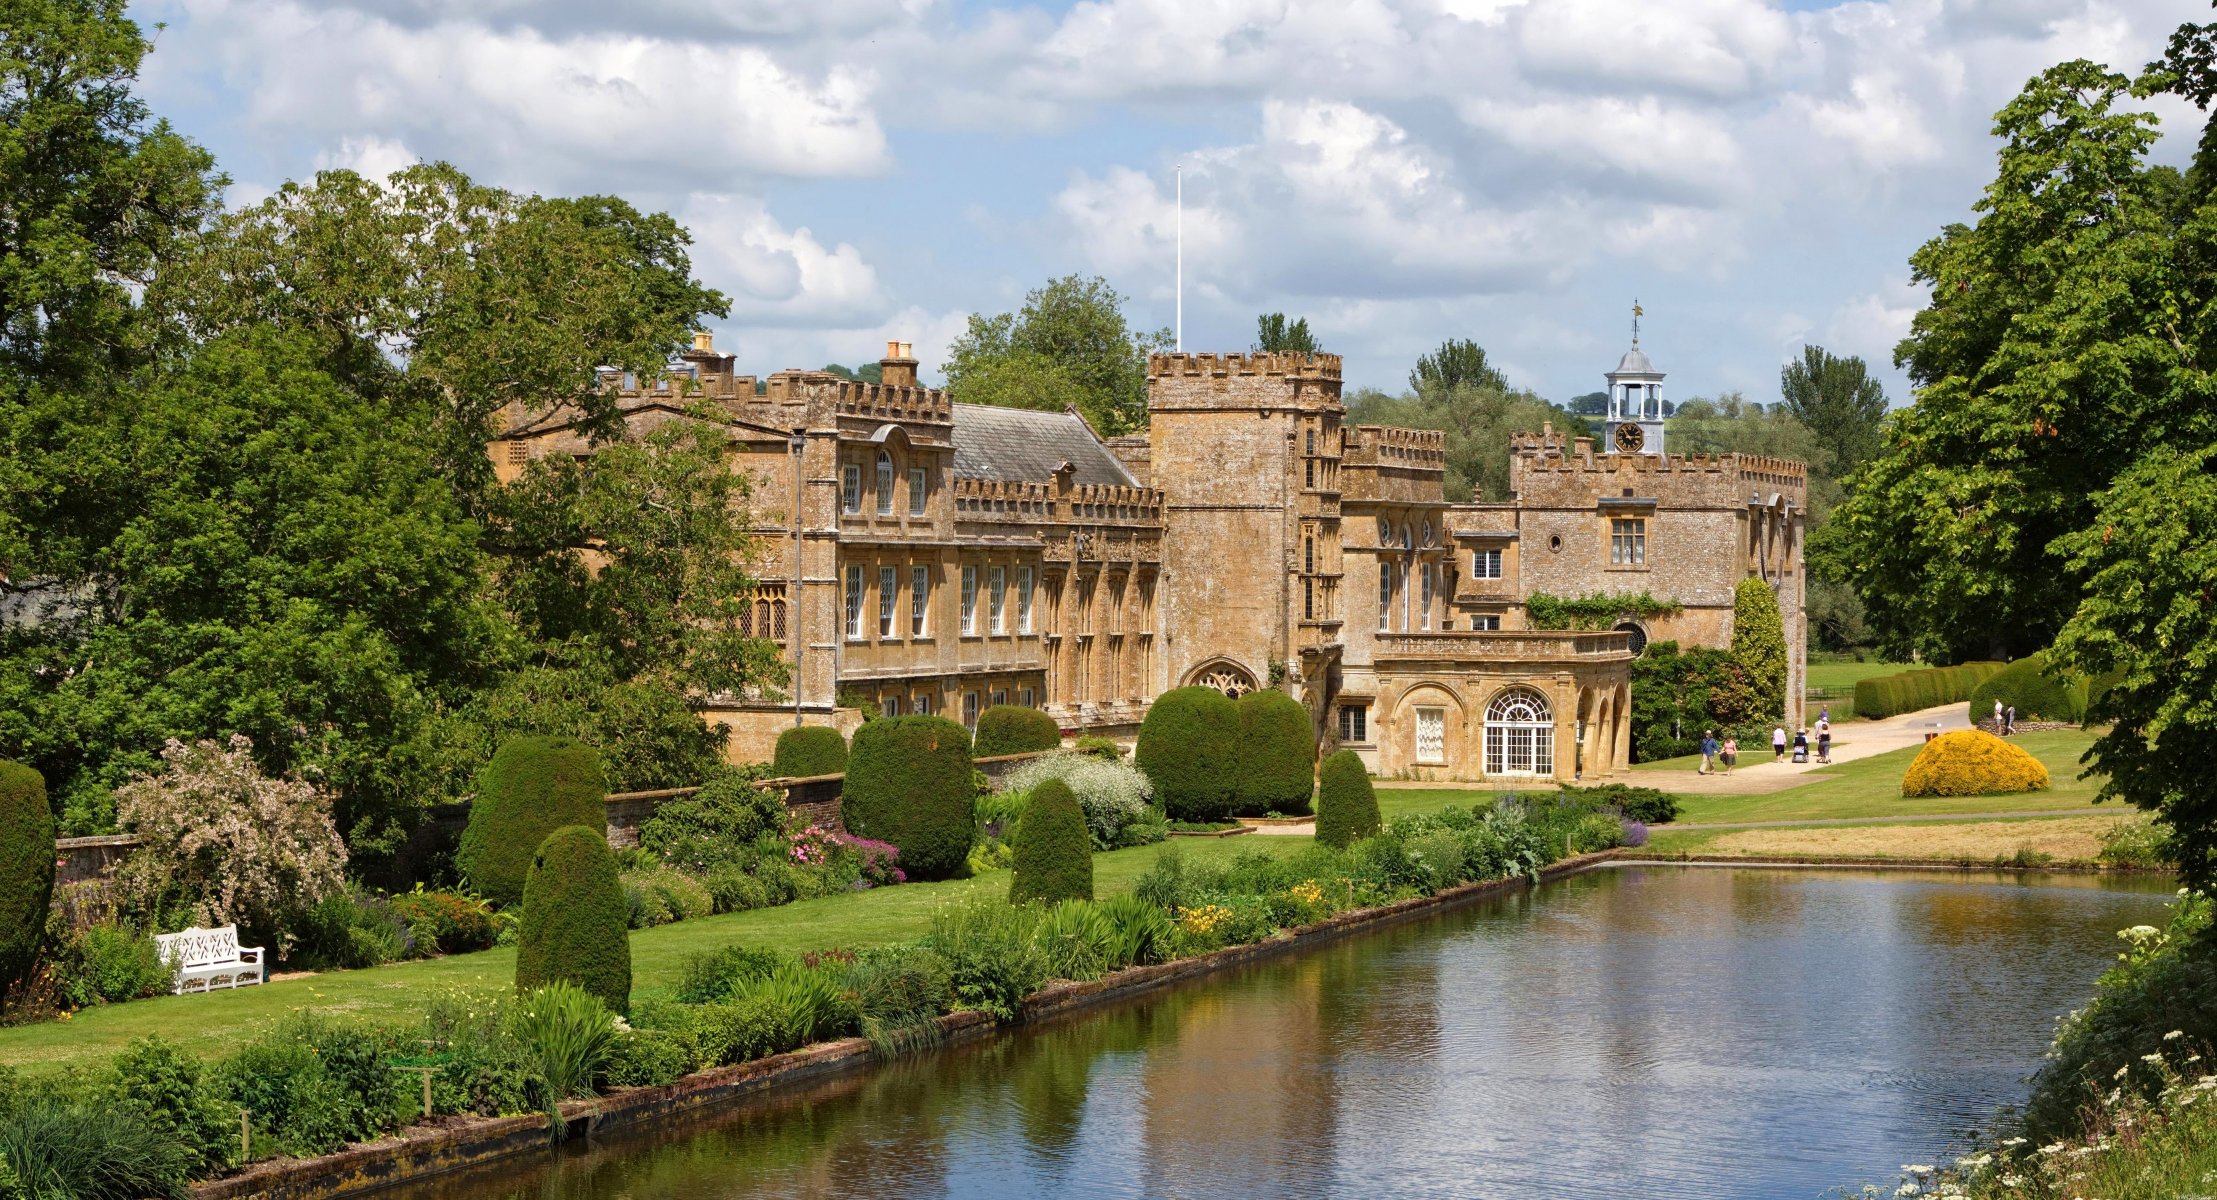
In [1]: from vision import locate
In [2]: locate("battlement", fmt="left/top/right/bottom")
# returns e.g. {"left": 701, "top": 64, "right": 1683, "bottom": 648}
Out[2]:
{"left": 951, "top": 476, "right": 1164, "bottom": 523}
{"left": 1147, "top": 351, "right": 1343, "bottom": 381}
{"left": 1507, "top": 431, "right": 1810, "bottom": 491}
{"left": 1343, "top": 424, "right": 1447, "bottom": 468}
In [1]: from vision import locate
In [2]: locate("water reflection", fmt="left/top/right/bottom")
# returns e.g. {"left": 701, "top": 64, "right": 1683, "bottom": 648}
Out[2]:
{"left": 404, "top": 866, "right": 2172, "bottom": 1200}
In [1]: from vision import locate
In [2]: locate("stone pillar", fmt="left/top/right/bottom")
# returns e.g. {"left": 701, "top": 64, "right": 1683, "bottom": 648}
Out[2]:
{"left": 1613, "top": 683, "right": 1632, "bottom": 773}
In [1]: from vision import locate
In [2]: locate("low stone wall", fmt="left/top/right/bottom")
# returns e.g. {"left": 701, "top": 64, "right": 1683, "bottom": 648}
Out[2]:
{"left": 55, "top": 834, "right": 138, "bottom": 886}
{"left": 1971, "top": 719, "right": 2080, "bottom": 736}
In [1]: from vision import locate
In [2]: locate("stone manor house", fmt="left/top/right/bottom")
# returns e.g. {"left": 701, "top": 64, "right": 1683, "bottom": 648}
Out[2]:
{"left": 493, "top": 335, "right": 1806, "bottom": 783}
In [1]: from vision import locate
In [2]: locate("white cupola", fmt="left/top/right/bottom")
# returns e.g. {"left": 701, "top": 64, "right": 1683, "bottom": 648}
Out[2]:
{"left": 1604, "top": 302, "right": 1666, "bottom": 456}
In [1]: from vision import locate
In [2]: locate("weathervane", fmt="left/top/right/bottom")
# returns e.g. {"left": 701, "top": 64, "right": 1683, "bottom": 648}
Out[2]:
{"left": 1632, "top": 299, "right": 1642, "bottom": 347}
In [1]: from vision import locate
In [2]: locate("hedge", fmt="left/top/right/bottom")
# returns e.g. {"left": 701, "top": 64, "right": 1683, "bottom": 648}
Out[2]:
{"left": 1967, "top": 653, "right": 2088, "bottom": 724}
{"left": 1009, "top": 779, "right": 1093, "bottom": 904}
{"left": 841, "top": 715, "right": 975, "bottom": 881}
{"left": 1901, "top": 730, "right": 2051, "bottom": 797}
{"left": 1235, "top": 689, "right": 1316, "bottom": 816}
{"left": 974, "top": 706, "right": 1061, "bottom": 759}
{"left": 0, "top": 761, "right": 53, "bottom": 1010}
{"left": 458, "top": 736, "right": 609, "bottom": 909}
{"left": 514, "top": 825, "right": 633, "bottom": 1015}
{"left": 770, "top": 726, "right": 847, "bottom": 778}
{"left": 1314, "top": 750, "right": 1381, "bottom": 849}
{"left": 1135, "top": 686, "right": 1241, "bottom": 822}
{"left": 1850, "top": 661, "right": 2006, "bottom": 721}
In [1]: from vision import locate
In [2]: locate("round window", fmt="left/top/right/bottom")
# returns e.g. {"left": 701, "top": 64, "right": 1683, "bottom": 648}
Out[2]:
{"left": 1376, "top": 516, "right": 1391, "bottom": 544}
{"left": 1548, "top": 534, "right": 1563, "bottom": 553}
{"left": 1421, "top": 519, "right": 1434, "bottom": 546}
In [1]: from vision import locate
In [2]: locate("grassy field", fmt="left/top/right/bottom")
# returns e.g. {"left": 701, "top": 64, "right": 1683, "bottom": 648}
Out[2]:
{"left": 1387, "top": 731, "right": 2106, "bottom": 828}
{"left": 0, "top": 835, "right": 1311, "bottom": 1077}
{"left": 1803, "top": 658, "right": 1909, "bottom": 692}
{"left": 1643, "top": 811, "right": 2139, "bottom": 862}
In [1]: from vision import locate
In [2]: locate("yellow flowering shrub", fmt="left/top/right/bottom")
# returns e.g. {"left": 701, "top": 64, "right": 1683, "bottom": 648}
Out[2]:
{"left": 1901, "top": 730, "right": 2050, "bottom": 797}
{"left": 1175, "top": 904, "right": 1231, "bottom": 937}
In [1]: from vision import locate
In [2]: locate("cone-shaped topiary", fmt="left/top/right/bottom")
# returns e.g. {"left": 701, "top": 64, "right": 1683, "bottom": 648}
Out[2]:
{"left": 1902, "top": 730, "right": 2050, "bottom": 797}
{"left": 1135, "top": 686, "right": 1239, "bottom": 822}
{"left": 458, "top": 736, "right": 609, "bottom": 909}
{"left": 1009, "top": 779, "right": 1093, "bottom": 904}
{"left": 771, "top": 726, "right": 848, "bottom": 777}
{"left": 974, "top": 706, "right": 1062, "bottom": 758}
{"left": 515, "top": 825, "right": 632, "bottom": 1015}
{"left": 1314, "top": 750, "right": 1381, "bottom": 849}
{"left": 841, "top": 715, "right": 975, "bottom": 880}
{"left": 1234, "top": 689, "right": 1316, "bottom": 816}
{"left": 0, "top": 761, "right": 53, "bottom": 1010}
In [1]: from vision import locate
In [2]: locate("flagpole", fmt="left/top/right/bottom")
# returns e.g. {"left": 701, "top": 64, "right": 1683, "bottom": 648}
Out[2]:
{"left": 1174, "top": 165, "right": 1183, "bottom": 352}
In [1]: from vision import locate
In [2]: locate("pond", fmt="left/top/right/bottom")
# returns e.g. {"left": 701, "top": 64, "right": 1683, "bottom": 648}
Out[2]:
{"left": 398, "top": 865, "right": 2176, "bottom": 1200}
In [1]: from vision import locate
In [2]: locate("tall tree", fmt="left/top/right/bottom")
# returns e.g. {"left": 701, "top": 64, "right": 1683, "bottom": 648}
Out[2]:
{"left": 942, "top": 275, "right": 1170, "bottom": 436}
{"left": 1409, "top": 337, "right": 1508, "bottom": 395}
{"left": 1253, "top": 312, "right": 1318, "bottom": 353}
{"left": 1566, "top": 391, "right": 1609, "bottom": 416}
{"left": 1346, "top": 384, "right": 1587, "bottom": 502}
{"left": 1817, "top": 60, "right": 2177, "bottom": 662}
{"left": 1778, "top": 345, "right": 1888, "bottom": 479}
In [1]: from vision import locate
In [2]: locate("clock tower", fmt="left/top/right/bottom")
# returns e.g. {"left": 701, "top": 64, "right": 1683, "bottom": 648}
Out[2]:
{"left": 1605, "top": 303, "right": 1666, "bottom": 456}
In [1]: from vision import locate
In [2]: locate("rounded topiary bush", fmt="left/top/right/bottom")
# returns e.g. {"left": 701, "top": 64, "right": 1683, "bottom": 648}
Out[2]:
{"left": 1235, "top": 689, "right": 1317, "bottom": 816}
{"left": 1009, "top": 779, "right": 1093, "bottom": 905}
{"left": 0, "top": 761, "right": 54, "bottom": 1009}
{"left": 459, "top": 736, "right": 608, "bottom": 909}
{"left": 1314, "top": 750, "right": 1381, "bottom": 849}
{"left": 771, "top": 726, "right": 848, "bottom": 778}
{"left": 515, "top": 825, "right": 632, "bottom": 1015}
{"left": 841, "top": 715, "right": 975, "bottom": 880}
{"left": 974, "top": 706, "right": 1062, "bottom": 759}
{"left": 1902, "top": 730, "right": 2051, "bottom": 798}
{"left": 1135, "top": 686, "right": 1239, "bottom": 822}
{"left": 1967, "top": 653, "right": 2086, "bottom": 724}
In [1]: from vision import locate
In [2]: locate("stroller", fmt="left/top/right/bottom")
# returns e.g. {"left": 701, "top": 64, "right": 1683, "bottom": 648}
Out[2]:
{"left": 1791, "top": 731, "right": 1810, "bottom": 763}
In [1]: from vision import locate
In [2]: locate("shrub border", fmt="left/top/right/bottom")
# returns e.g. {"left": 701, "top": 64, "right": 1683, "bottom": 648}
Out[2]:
{"left": 194, "top": 848, "right": 1623, "bottom": 1200}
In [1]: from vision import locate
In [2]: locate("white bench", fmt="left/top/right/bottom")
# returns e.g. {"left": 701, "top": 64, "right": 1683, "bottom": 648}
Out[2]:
{"left": 155, "top": 925, "right": 265, "bottom": 994}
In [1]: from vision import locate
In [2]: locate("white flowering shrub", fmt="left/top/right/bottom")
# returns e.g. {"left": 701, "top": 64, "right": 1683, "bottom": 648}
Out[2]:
{"left": 115, "top": 736, "right": 349, "bottom": 954}
{"left": 1000, "top": 751, "right": 1159, "bottom": 849}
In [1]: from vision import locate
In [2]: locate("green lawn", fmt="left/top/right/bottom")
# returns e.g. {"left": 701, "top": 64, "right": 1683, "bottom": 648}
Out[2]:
{"left": 1804, "top": 659, "right": 1909, "bottom": 692}
{"left": 1374, "top": 731, "right": 2104, "bottom": 830}
{"left": 2, "top": 835, "right": 1312, "bottom": 1078}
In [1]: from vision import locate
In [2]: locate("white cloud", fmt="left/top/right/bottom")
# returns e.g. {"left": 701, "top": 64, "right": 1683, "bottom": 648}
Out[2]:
{"left": 681, "top": 195, "right": 889, "bottom": 327}
{"left": 1516, "top": 0, "right": 1796, "bottom": 98}
{"left": 312, "top": 135, "right": 416, "bottom": 182}
{"left": 1458, "top": 95, "right": 1748, "bottom": 201}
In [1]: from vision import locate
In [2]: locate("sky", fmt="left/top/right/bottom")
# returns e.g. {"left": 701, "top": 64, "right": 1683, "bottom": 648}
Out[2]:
{"left": 129, "top": 0, "right": 2200, "bottom": 405}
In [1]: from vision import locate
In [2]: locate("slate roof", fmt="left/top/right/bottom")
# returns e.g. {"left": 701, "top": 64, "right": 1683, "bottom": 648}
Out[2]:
{"left": 950, "top": 403, "right": 1137, "bottom": 487}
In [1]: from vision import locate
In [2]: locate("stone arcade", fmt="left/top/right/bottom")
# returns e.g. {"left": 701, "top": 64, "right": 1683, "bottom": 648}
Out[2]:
{"left": 494, "top": 335, "right": 1805, "bottom": 783}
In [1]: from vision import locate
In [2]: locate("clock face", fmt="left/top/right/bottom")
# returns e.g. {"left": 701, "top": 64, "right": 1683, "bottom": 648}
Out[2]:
{"left": 1614, "top": 422, "right": 1646, "bottom": 453}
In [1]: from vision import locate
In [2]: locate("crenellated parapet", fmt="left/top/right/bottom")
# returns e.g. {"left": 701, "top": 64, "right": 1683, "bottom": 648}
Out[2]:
{"left": 1147, "top": 351, "right": 1343, "bottom": 380}
{"left": 1342, "top": 424, "right": 1446, "bottom": 468}
{"left": 830, "top": 377, "right": 953, "bottom": 423}
{"left": 951, "top": 476, "right": 1164, "bottom": 526}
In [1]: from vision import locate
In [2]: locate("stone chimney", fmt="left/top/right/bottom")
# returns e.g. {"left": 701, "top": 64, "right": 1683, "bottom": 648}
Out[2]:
{"left": 879, "top": 340, "right": 918, "bottom": 388}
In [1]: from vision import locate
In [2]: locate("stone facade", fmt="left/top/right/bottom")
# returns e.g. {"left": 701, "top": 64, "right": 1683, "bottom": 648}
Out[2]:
{"left": 493, "top": 334, "right": 1805, "bottom": 784}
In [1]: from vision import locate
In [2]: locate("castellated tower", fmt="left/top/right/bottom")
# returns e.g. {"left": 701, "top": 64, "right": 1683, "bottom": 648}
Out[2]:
{"left": 1146, "top": 352, "right": 1346, "bottom": 723}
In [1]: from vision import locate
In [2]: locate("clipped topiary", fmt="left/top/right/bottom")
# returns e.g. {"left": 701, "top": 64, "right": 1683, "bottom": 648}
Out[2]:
{"left": 841, "top": 715, "right": 975, "bottom": 880}
{"left": 1314, "top": 750, "right": 1381, "bottom": 849}
{"left": 1135, "top": 686, "right": 1239, "bottom": 822}
{"left": 1968, "top": 653, "right": 2087, "bottom": 725}
{"left": 459, "top": 736, "right": 608, "bottom": 909}
{"left": 0, "top": 761, "right": 54, "bottom": 1010}
{"left": 770, "top": 726, "right": 848, "bottom": 778}
{"left": 974, "top": 706, "right": 1062, "bottom": 758}
{"left": 1902, "top": 730, "right": 2051, "bottom": 798}
{"left": 1235, "top": 689, "right": 1317, "bottom": 816}
{"left": 1009, "top": 779, "right": 1093, "bottom": 905}
{"left": 515, "top": 825, "right": 633, "bottom": 1015}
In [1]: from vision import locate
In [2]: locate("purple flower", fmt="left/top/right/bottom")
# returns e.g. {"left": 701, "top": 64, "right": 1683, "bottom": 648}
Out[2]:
{"left": 1620, "top": 819, "right": 1649, "bottom": 848}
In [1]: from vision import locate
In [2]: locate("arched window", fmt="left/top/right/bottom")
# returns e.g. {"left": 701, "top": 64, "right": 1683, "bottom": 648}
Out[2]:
{"left": 1304, "top": 536, "right": 1315, "bottom": 574}
{"left": 1484, "top": 687, "right": 1554, "bottom": 777}
{"left": 1614, "top": 622, "right": 1648, "bottom": 655}
{"left": 875, "top": 452, "right": 894, "bottom": 514}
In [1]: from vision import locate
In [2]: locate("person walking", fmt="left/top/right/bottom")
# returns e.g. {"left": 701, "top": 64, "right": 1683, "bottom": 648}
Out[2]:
{"left": 1721, "top": 735, "right": 1739, "bottom": 774}
{"left": 1699, "top": 729, "right": 1719, "bottom": 775}
{"left": 1819, "top": 704, "right": 1831, "bottom": 725}
{"left": 1816, "top": 717, "right": 1832, "bottom": 764}
{"left": 1792, "top": 727, "right": 1809, "bottom": 763}
{"left": 1993, "top": 698, "right": 2004, "bottom": 729}
{"left": 1771, "top": 724, "right": 1788, "bottom": 762}
{"left": 2004, "top": 704, "right": 2017, "bottom": 736}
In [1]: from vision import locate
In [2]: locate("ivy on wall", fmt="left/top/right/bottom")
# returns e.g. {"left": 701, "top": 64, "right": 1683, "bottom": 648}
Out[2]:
{"left": 1524, "top": 591, "right": 1683, "bottom": 631}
